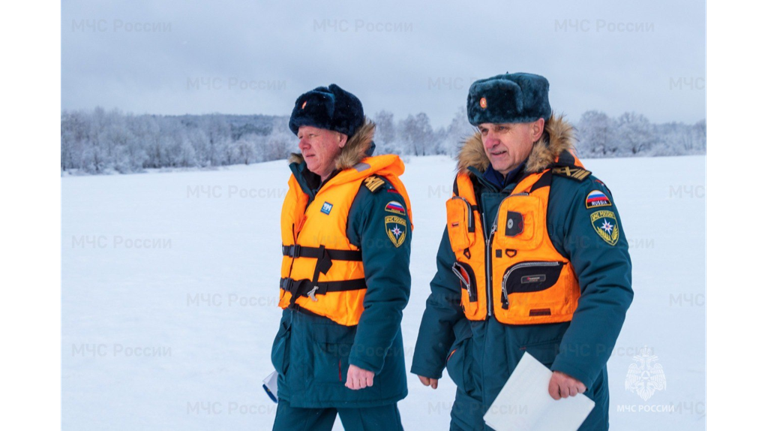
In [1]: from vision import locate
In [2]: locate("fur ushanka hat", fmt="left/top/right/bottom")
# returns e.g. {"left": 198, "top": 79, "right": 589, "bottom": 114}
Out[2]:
{"left": 289, "top": 84, "right": 364, "bottom": 137}
{"left": 467, "top": 73, "right": 551, "bottom": 126}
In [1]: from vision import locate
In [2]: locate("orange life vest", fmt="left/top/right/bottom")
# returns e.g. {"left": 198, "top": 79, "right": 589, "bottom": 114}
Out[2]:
{"left": 279, "top": 155, "right": 413, "bottom": 326}
{"left": 446, "top": 155, "right": 585, "bottom": 325}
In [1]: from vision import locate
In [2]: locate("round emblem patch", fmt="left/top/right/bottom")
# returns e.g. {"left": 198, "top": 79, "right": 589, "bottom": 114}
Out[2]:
{"left": 479, "top": 97, "right": 487, "bottom": 109}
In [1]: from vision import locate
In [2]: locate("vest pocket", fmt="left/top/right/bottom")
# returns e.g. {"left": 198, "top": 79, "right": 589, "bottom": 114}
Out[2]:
{"left": 494, "top": 194, "right": 544, "bottom": 251}
{"left": 498, "top": 261, "right": 573, "bottom": 323}
{"left": 446, "top": 197, "right": 476, "bottom": 252}
{"left": 502, "top": 262, "right": 564, "bottom": 295}
{"left": 452, "top": 262, "right": 478, "bottom": 303}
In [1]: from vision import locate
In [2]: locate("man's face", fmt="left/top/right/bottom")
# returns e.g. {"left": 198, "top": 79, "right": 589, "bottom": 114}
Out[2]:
{"left": 297, "top": 126, "right": 347, "bottom": 181}
{"left": 478, "top": 120, "right": 543, "bottom": 176}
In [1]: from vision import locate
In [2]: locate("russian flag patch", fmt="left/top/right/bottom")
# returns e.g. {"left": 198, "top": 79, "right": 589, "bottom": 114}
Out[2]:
{"left": 385, "top": 201, "right": 406, "bottom": 215}
{"left": 585, "top": 190, "right": 612, "bottom": 209}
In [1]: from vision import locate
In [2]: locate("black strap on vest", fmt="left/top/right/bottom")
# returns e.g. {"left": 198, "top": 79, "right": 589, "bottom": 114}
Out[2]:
{"left": 282, "top": 245, "right": 363, "bottom": 261}
{"left": 280, "top": 277, "right": 367, "bottom": 305}
{"left": 282, "top": 243, "right": 366, "bottom": 305}
{"left": 529, "top": 169, "right": 553, "bottom": 193}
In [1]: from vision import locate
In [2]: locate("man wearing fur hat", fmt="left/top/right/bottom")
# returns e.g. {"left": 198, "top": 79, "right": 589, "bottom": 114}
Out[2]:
{"left": 271, "top": 84, "right": 412, "bottom": 430}
{"left": 411, "top": 73, "right": 633, "bottom": 430}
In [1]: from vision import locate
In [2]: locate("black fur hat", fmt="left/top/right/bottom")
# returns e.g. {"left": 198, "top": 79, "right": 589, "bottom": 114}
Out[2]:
{"left": 289, "top": 84, "right": 364, "bottom": 137}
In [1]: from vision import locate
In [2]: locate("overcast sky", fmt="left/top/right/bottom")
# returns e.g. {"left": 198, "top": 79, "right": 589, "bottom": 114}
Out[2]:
{"left": 62, "top": 0, "right": 705, "bottom": 127}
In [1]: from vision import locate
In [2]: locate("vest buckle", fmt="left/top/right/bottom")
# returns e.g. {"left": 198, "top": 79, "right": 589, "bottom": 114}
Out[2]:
{"left": 308, "top": 285, "right": 319, "bottom": 302}
{"left": 287, "top": 244, "right": 301, "bottom": 257}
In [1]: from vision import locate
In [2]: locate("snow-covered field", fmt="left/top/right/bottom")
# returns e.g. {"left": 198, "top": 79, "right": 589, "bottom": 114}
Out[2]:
{"left": 62, "top": 155, "right": 705, "bottom": 430}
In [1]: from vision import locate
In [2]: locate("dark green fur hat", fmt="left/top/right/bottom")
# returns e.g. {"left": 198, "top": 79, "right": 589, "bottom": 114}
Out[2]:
{"left": 467, "top": 73, "right": 551, "bottom": 126}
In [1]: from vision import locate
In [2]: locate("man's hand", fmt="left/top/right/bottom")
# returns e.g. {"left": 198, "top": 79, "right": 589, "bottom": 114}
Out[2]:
{"left": 345, "top": 364, "right": 375, "bottom": 390}
{"left": 418, "top": 375, "right": 438, "bottom": 389}
{"left": 548, "top": 371, "right": 586, "bottom": 400}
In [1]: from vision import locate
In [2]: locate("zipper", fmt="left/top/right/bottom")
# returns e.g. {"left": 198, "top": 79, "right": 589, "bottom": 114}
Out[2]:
{"left": 451, "top": 263, "right": 476, "bottom": 302}
{"left": 500, "top": 261, "right": 562, "bottom": 308}
{"left": 486, "top": 191, "right": 531, "bottom": 316}
{"left": 483, "top": 210, "right": 495, "bottom": 318}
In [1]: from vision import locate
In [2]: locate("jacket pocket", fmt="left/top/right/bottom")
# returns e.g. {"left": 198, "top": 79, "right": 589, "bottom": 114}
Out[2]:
{"left": 270, "top": 319, "right": 292, "bottom": 376}
{"left": 520, "top": 338, "right": 561, "bottom": 369}
{"left": 313, "top": 326, "right": 356, "bottom": 384}
{"left": 445, "top": 319, "right": 474, "bottom": 394}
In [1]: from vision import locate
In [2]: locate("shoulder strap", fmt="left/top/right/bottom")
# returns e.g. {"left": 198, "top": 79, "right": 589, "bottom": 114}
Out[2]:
{"left": 551, "top": 150, "right": 591, "bottom": 182}
{"left": 362, "top": 175, "right": 387, "bottom": 193}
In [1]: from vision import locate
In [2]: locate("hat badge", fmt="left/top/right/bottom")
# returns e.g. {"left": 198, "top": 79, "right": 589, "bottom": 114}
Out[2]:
{"left": 479, "top": 97, "right": 487, "bottom": 109}
{"left": 301, "top": 101, "right": 307, "bottom": 109}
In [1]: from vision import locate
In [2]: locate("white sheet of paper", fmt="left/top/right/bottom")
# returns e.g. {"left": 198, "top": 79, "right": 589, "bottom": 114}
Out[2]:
{"left": 483, "top": 352, "right": 595, "bottom": 431}
{"left": 262, "top": 370, "right": 278, "bottom": 403}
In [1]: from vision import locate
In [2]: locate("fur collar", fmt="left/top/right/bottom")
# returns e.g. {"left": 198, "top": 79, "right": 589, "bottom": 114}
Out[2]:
{"left": 456, "top": 114, "right": 575, "bottom": 174}
{"left": 288, "top": 119, "right": 375, "bottom": 170}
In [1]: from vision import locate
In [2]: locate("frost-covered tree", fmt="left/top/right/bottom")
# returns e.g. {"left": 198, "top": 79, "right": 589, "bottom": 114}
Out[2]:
{"left": 616, "top": 112, "right": 655, "bottom": 156}
{"left": 60, "top": 107, "right": 705, "bottom": 175}
{"left": 198, "top": 115, "right": 232, "bottom": 166}
{"left": 692, "top": 119, "right": 706, "bottom": 153}
{"left": 256, "top": 117, "right": 293, "bottom": 162}
{"left": 439, "top": 107, "right": 475, "bottom": 156}
{"left": 398, "top": 113, "right": 434, "bottom": 155}
{"left": 234, "top": 134, "right": 258, "bottom": 165}
{"left": 372, "top": 110, "right": 398, "bottom": 154}
{"left": 576, "top": 111, "right": 614, "bottom": 157}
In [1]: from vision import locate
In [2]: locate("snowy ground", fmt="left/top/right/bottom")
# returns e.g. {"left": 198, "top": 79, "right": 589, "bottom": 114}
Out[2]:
{"left": 62, "top": 155, "right": 705, "bottom": 430}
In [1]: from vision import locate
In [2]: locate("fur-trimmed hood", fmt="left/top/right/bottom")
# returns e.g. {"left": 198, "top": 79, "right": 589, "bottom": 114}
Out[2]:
{"left": 288, "top": 119, "right": 376, "bottom": 170}
{"left": 456, "top": 114, "right": 575, "bottom": 174}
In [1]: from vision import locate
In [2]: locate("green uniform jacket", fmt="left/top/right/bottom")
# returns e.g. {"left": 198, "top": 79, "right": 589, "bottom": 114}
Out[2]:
{"left": 411, "top": 118, "right": 633, "bottom": 430}
{"left": 271, "top": 138, "right": 411, "bottom": 408}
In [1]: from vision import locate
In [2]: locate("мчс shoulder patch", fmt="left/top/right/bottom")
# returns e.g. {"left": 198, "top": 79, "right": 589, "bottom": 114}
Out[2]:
{"left": 585, "top": 190, "right": 612, "bottom": 209}
{"left": 363, "top": 176, "right": 386, "bottom": 193}
{"left": 590, "top": 210, "right": 620, "bottom": 246}
{"left": 552, "top": 166, "right": 591, "bottom": 181}
{"left": 385, "top": 215, "right": 407, "bottom": 247}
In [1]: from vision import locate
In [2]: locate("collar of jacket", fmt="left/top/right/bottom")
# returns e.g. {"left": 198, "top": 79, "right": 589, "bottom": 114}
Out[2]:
{"left": 481, "top": 160, "right": 528, "bottom": 191}
{"left": 288, "top": 120, "right": 377, "bottom": 196}
{"left": 456, "top": 114, "right": 576, "bottom": 176}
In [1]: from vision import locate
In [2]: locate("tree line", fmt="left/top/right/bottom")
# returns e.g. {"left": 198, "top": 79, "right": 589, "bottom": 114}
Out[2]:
{"left": 61, "top": 107, "right": 705, "bottom": 175}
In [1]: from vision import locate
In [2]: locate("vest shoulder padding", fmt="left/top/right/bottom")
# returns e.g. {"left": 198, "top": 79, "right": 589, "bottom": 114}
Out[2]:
{"left": 551, "top": 166, "right": 591, "bottom": 182}
{"left": 363, "top": 175, "right": 387, "bottom": 193}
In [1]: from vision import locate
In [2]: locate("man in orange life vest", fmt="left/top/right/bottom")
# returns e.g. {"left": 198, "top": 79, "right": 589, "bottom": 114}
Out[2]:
{"left": 411, "top": 73, "right": 633, "bottom": 430}
{"left": 271, "top": 84, "right": 413, "bottom": 430}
